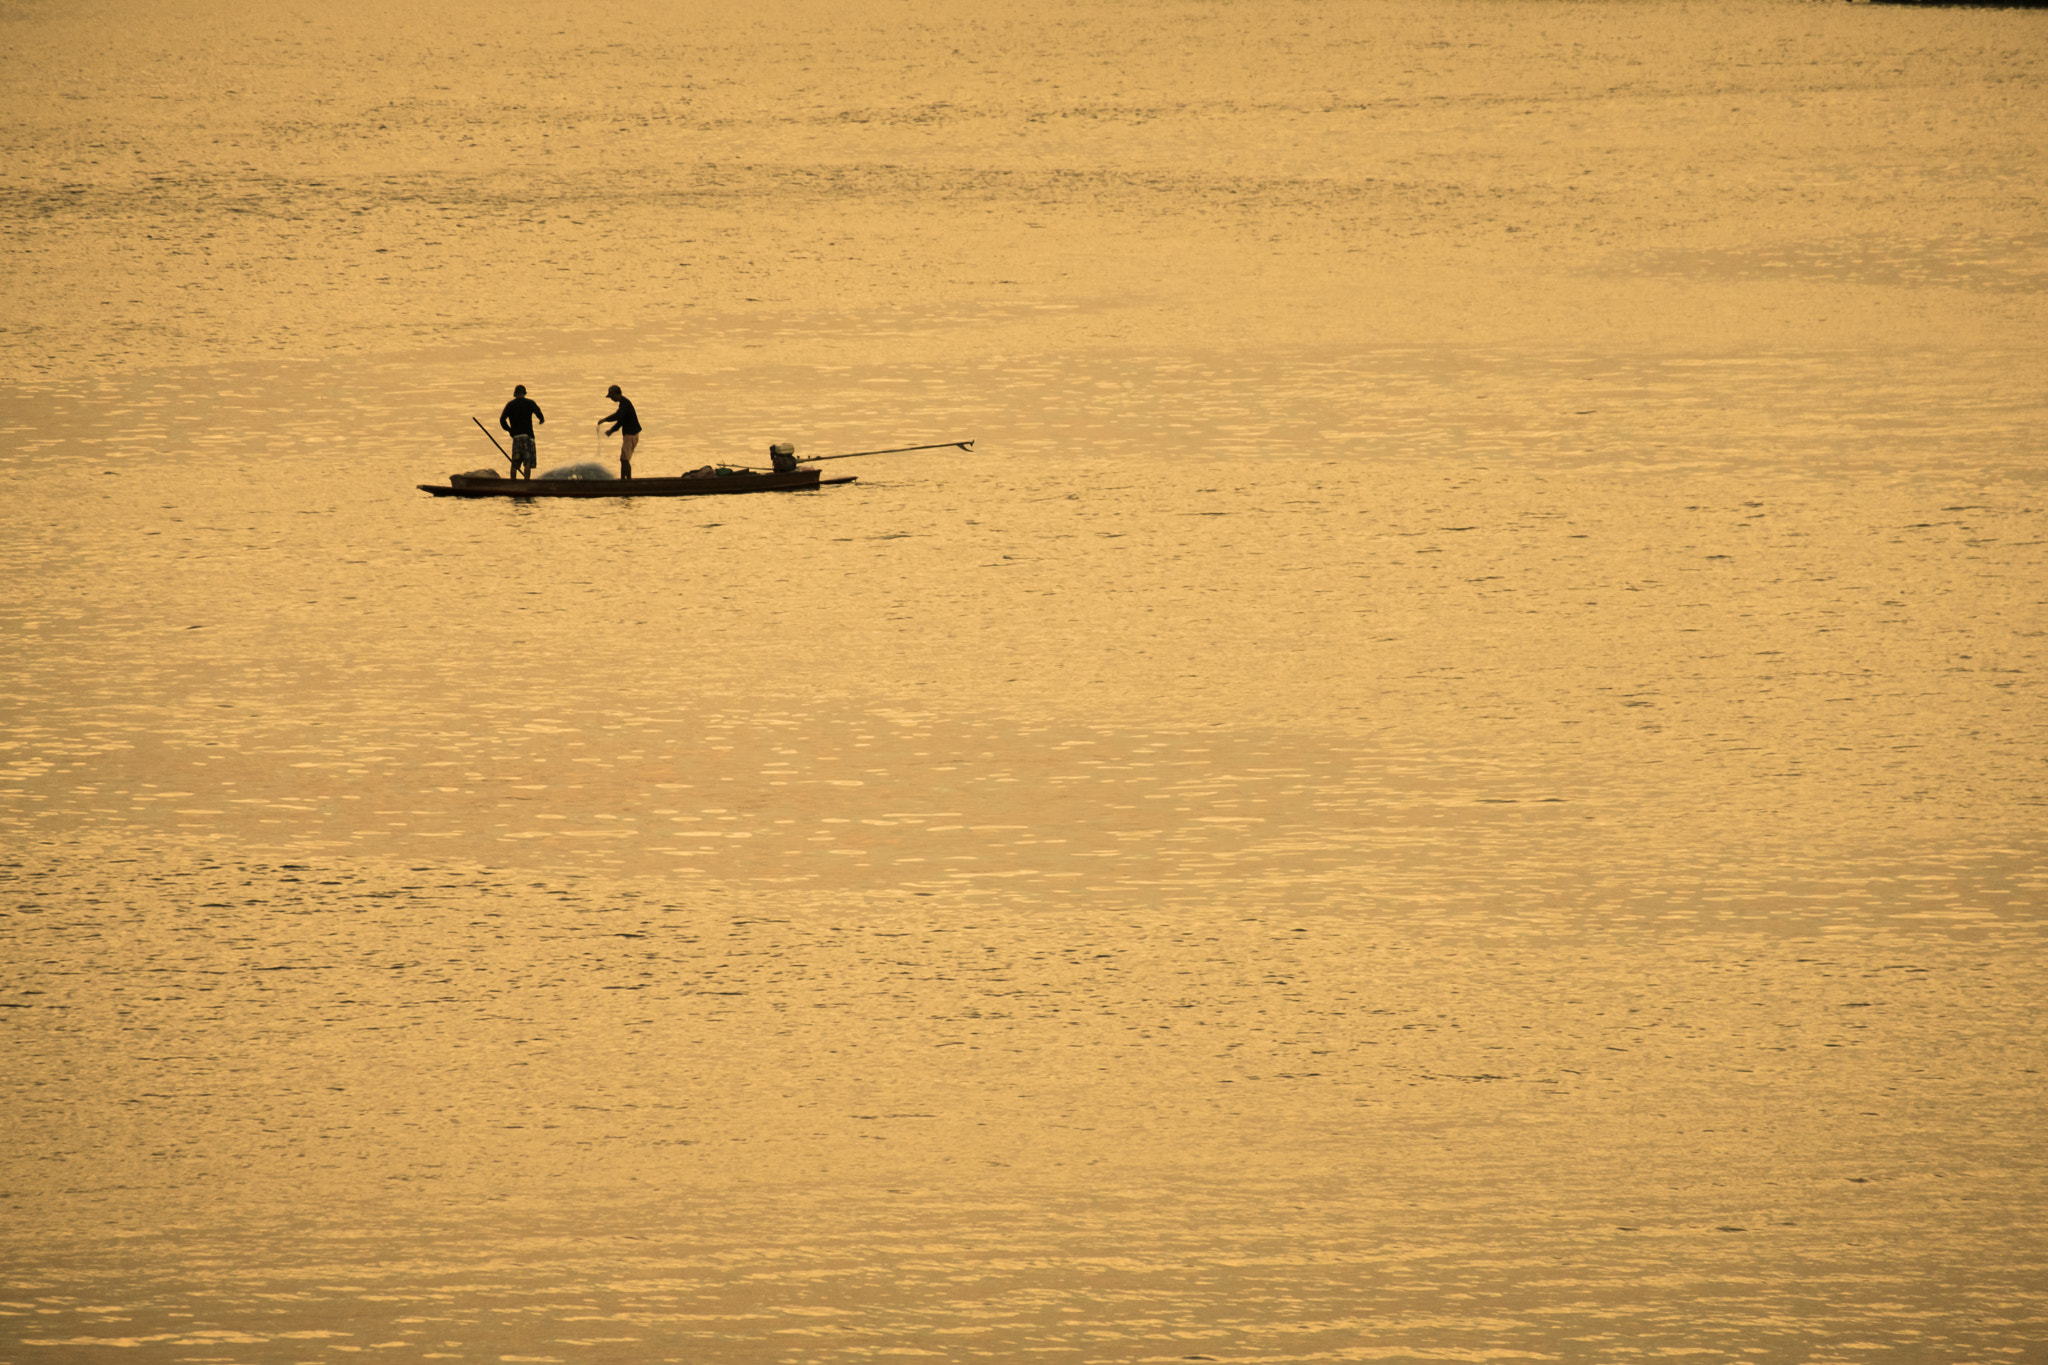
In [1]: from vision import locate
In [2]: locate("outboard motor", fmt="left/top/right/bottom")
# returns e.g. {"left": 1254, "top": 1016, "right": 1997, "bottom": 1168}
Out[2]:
{"left": 769, "top": 442, "right": 798, "bottom": 473}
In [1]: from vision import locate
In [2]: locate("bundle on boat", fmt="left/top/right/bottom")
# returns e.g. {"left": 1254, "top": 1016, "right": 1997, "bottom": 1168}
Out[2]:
{"left": 446, "top": 463, "right": 613, "bottom": 481}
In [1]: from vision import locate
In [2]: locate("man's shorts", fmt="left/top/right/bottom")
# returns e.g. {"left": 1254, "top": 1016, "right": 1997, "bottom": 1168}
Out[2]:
{"left": 512, "top": 435, "right": 537, "bottom": 470}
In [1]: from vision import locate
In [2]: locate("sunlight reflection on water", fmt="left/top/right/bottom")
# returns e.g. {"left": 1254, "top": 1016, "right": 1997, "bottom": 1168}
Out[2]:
{"left": 5, "top": 0, "right": 2048, "bottom": 1358}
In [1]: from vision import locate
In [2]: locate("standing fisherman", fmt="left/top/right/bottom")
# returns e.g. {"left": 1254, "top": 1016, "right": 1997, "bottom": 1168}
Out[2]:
{"left": 599, "top": 384, "right": 641, "bottom": 479}
{"left": 498, "top": 384, "right": 544, "bottom": 479}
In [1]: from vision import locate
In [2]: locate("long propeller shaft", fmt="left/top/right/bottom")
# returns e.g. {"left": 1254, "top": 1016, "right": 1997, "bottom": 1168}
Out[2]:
{"left": 800, "top": 439, "right": 975, "bottom": 464}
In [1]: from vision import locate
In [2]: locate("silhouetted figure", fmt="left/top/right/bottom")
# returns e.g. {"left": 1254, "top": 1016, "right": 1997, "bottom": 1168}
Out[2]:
{"left": 600, "top": 385, "right": 641, "bottom": 479}
{"left": 499, "top": 384, "right": 544, "bottom": 479}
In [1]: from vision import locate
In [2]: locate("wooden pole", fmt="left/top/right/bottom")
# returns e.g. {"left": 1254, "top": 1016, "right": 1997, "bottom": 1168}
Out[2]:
{"left": 473, "top": 417, "right": 514, "bottom": 474}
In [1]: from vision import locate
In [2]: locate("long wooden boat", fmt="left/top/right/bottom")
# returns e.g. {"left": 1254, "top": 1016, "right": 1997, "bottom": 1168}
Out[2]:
{"left": 418, "top": 469, "right": 855, "bottom": 499}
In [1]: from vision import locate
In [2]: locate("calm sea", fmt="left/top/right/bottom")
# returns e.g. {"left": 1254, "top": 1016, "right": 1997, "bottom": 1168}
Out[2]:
{"left": 4, "top": 1, "right": 2045, "bottom": 1361}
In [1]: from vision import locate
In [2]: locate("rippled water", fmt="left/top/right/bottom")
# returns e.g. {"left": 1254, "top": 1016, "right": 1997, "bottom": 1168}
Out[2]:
{"left": 5, "top": 1, "right": 2047, "bottom": 1361}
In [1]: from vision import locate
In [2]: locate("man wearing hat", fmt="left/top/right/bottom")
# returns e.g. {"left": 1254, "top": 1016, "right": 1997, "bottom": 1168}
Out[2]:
{"left": 498, "top": 384, "right": 544, "bottom": 479}
{"left": 599, "top": 384, "right": 642, "bottom": 479}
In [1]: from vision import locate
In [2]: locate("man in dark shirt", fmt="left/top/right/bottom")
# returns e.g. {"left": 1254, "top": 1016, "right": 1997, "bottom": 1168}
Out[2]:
{"left": 600, "top": 384, "right": 641, "bottom": 479}
{"left": 498, "top": 384, "right": 544, "bottom": 479}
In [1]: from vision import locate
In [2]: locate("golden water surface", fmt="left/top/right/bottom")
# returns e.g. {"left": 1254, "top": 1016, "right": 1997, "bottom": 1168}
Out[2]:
{"left": 3, "top": 1, "right": 2045, "bottom": 1361}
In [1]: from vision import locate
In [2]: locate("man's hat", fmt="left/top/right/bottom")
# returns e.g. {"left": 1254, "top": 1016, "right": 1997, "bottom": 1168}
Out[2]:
{"left": 606, "top": 385, "right": 623, "bottom": 399}
{"left": 514, "top": 384, "right": 526, "bottom": 396}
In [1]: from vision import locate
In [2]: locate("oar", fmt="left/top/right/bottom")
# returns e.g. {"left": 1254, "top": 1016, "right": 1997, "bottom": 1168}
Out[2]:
{"left": 798, "top": 439, "right": 975, "bottom": 465}
{"left": 472, "top": 417, "right": 515, "bottom": 475}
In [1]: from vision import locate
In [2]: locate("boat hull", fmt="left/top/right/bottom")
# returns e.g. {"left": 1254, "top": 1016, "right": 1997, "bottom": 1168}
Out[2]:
{"left": 418, "top": 470, "right": 854, "bottom": 498}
